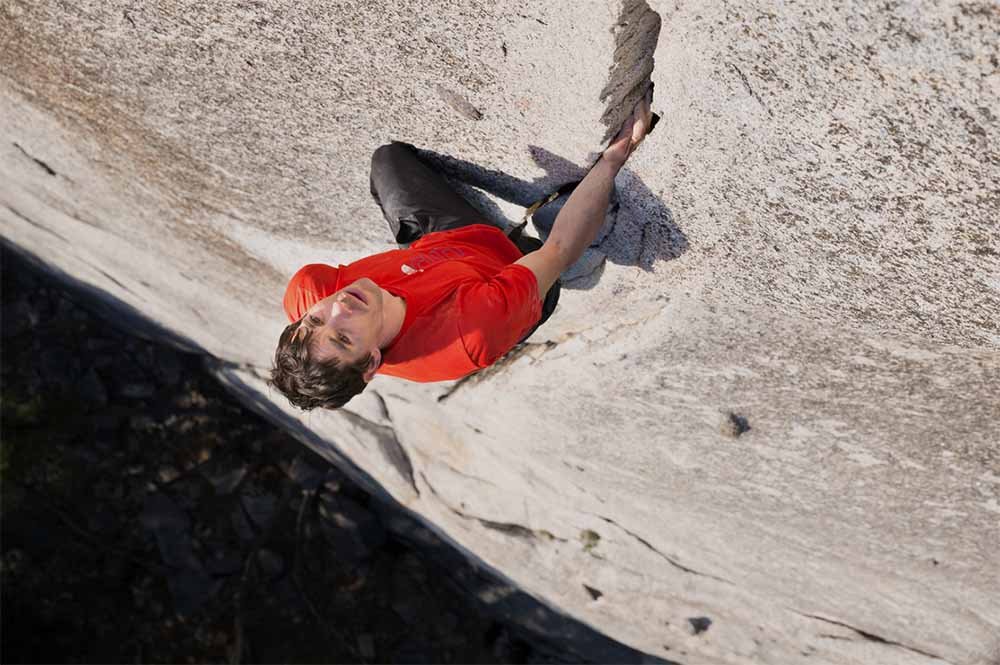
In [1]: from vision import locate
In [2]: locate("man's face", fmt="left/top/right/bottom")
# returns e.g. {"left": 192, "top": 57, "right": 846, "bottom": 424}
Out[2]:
{"left": 297, "top": 277, "right": 383, "bottom": 381}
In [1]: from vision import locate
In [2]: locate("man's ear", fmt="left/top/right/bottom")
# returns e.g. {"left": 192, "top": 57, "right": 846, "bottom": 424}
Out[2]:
{"left": 362, "top": 348, "right": 382, "bottom": 383}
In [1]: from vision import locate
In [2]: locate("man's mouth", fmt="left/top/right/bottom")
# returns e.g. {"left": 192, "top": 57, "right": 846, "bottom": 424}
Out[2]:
{"left": 346, "top": 289, "right": 367, "bottom": 306}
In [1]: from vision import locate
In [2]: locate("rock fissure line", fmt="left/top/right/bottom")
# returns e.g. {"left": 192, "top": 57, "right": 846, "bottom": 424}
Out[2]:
{"left": 419, "top": 471, "right": 566, "bottom": 545}
{"left": 595, "top": 514, "right": 735, "bottom": 585}
{"left": 370, "top": 389, "right": 392, "bottom": 422}
{"left": 4, "top": 205, "right": 70, "bottom": 243}
{"left": 729, "top": 62, "right": 774, "bottom": 118}
{"left": 437, "top": 459, "right": 502, "bottom": 490}
{"left": 12, "top": 141, "right": 57, "bottom": 176}
{"left": 792, "top": 610, "right": 945, "bottom": 662}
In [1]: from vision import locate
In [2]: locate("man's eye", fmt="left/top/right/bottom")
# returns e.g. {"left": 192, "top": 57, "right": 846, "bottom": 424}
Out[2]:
{"left": 340, "top": 335, "right": 350, "bottom": 346}
{"left": 309, "top": 316, "right": 322, "bottom": 325}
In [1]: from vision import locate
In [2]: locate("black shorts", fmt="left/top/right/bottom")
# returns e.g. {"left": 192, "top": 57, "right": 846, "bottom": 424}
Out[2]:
{"left": 369, "top": 141, "right": 560, "bottom": 345}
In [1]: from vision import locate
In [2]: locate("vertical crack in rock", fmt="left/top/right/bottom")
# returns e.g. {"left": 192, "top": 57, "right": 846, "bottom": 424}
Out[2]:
{"left": 594, "top": 514, "right": 735, "bottom": 585}
{"left": 598, "top": 0, "right": 662, "bottom": 143}
{"left": 791, "top": 610, "right": 945, "bottom": 661}
{"left": 338, "top": 408, "right": 419, "bottom": 498}
{"left": 419, "top": 472, "right": 566, "bottom": 545}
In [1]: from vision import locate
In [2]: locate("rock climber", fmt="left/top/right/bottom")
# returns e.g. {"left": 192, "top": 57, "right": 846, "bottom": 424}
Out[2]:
{"left": 270, "top": 87, "right": 655, "bottom": 410}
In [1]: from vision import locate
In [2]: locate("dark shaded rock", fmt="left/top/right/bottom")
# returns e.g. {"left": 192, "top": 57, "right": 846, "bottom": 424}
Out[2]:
{"left": 357, "top": 634, "right": 376, "bottom": 660}
{"left": 205, "top": 550, "right": 243, "bottom": 577}
{"left": 687, "top": 616, "right": 712, "bottom": 635}
{"left": 168, "top": 568, "right": 221, "bottom": 616}
{"left": 79, "top": 367, "right": 108, "bottom": 406}
{"left": 156, "top": 465, "right": 182, "bottom": 484}
{"left": 3, "top": 299, "right": 40, "bottom": 336}
{"left": 391, "top": 598, "right": 423, "bottom": 624}
{"left": 393, "top": 638, "right": 435, "bottom": 664}
{"left": 140, "top": 491, "right": 189, "bottom": 533}
{"left": 207, "top": 465, "right": 247, "bottom": 494}
{"left": 318, "top": 494, "right": 386, "bottom": 562}
{"left": 241, "top": 492, "right": 278, "bottom": 532}
{"left": 140, "top": 492, "right": 198, "bottom": 570}
{"left": 120, "top": 382, "right": 156, "bottom": 399}
{"left": 39, "top": 348, "right": 80, "bottom": 389}
{"left": 719, "top": 412, "right": 751, "bottom": 438}
{"left": 256, "top": 548, "right": 284, "bottom": 578}
{"left": 488, "top": 624, "right": 532, "bottom": 663}
{"left": 155, "top": 353, "right": 183, "bottom": 387}
{"left": 285, "top": 454, "right": 325, "bottom": 491}
{"left": 231, "top": 504, "right": 255, "bottom": 542}
{"left": 437, "top": 610, "right": 460, "bottom": 635}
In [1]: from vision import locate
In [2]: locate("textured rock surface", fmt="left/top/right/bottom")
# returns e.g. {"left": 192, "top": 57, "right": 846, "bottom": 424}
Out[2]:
{"left": 2, "top": 1, "right": 999, "bottom": 663}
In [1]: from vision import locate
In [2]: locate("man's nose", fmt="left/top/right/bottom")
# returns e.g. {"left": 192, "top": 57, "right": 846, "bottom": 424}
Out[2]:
{"left": 330, "top": 297, "right": 356, "bottom": 317}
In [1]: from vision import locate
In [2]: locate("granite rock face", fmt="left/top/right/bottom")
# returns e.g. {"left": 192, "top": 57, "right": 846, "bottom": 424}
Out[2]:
{"left": 2, "top": 1, "right": 999, "bottom": 663}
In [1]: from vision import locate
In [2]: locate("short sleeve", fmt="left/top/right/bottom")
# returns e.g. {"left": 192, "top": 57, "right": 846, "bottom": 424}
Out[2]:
{"left": 283, "top": 264, "right": 340, "bottom": 323}
{"left": 456, "top": 263, "right": 543, "bottom": 368}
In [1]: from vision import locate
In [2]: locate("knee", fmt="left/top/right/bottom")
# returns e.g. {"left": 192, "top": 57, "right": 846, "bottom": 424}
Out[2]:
{"left": 371, "top": 141, "right": 416, "bottom": 172}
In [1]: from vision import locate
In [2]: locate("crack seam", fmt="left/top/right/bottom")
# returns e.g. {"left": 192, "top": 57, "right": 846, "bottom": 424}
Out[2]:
{"left": 338, "top": 407, "right": 419, "bottom": 498}
{"left": 790, "top": 609, "right": 945, "bottom": 661}
{"left": 419, "top": 471, "right": 566, "bottom": 544}
{"left": 12, "top": 141, "right": 58, "bottom": 176}
{"left": 729, "top": 62, "right": 774, "bottom": 118}
{"left": 592, "top": 514, "right": 735, "bottom": 585}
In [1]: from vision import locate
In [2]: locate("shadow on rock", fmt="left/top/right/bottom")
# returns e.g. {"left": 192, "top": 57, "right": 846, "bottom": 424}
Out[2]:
{"left": 415, "top": 145, "right": 687, "bottom": 290}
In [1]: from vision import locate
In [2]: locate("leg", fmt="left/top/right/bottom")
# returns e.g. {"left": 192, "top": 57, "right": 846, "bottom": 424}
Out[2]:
{"left": 370, "top": 141, "right": 489, "bottom": 246}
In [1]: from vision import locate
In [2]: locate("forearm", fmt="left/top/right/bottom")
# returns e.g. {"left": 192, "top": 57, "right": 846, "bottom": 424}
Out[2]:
{"left": 544, "top": 156, "right": 622, "bottom": 267}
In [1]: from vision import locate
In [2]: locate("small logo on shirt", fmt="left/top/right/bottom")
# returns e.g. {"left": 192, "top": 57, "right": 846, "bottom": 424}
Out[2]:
{"left": 400, "top": 247, "right": 468, "bottom": 275}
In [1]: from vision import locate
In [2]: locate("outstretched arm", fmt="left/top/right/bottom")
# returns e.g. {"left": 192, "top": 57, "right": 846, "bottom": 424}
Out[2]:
{"left": 544, "top": 90, "right": 654, "bottom": 269}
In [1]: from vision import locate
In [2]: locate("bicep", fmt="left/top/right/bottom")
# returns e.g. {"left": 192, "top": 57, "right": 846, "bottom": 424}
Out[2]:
{"left": 512, "top": 243, "right": 567, "bottom": 303}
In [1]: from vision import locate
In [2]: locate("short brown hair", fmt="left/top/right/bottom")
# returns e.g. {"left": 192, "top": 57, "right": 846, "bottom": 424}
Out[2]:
{"left": 269, "top": 319, "right": 373, "bottom": 410}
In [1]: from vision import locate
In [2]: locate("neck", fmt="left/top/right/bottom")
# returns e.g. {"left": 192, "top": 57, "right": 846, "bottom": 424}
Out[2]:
{"left": 377, "top": 289, "right": 406, "bottom": 350}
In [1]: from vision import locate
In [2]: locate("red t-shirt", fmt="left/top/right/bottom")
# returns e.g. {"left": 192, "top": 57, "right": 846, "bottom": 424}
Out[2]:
{"left": 282, "top": 224, "right": 542, "bottom": 383}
